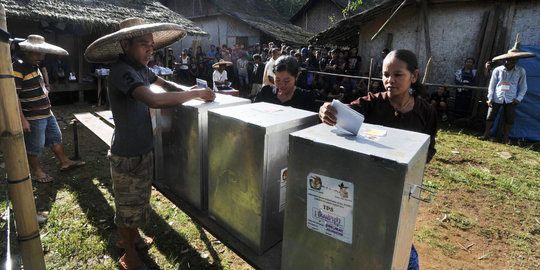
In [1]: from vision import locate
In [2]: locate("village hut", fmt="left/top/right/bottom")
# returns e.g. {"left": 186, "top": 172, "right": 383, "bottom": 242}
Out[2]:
{"left": 310, "top": 0, "right": 540, "bottom": 140}
{"left": 290, "top": 0, "right": 364, "bottom": 34}
{"left": 3, "top": 0, "right": 206, "bottom": 101}
{"left": 160, "top": 0, "right": 314, "bottom": 52}
{"left": 310, "top": 0, "right": 539, "bottom": 83}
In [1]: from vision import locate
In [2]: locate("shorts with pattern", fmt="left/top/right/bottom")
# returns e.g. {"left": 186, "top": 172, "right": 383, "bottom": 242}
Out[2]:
{"left": 108, "top": 150, "right": 153, "bottom": 228}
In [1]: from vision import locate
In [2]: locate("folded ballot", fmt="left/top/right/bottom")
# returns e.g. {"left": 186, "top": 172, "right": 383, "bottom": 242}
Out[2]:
{"left": 331, "top": 99, "right": 365, "bottom": 136}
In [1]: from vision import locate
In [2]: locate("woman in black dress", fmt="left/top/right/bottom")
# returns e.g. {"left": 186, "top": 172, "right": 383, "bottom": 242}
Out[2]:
{"left": 254, "top": 55, "right": 320, "bottom": 112}
{"left": 319, "top": 49, "right": 438, "bottom": 269}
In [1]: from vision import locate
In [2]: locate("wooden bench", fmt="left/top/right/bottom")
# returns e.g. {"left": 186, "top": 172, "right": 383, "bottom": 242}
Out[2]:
{"left": 71, "top": 108, "right": 282, "bottom": 269}
{"left": 72, "top": 111, "right": 114, "bottom": 158}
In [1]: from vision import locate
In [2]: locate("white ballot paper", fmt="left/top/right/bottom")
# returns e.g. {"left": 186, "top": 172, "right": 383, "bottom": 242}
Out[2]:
{"left": 331, "top": 99, "right": 365, "bottom": 136}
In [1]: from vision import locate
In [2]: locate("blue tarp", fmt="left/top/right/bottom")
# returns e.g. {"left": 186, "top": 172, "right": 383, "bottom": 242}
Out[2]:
{"left": 490, "top": 45, "right": 540, "bottom": 141}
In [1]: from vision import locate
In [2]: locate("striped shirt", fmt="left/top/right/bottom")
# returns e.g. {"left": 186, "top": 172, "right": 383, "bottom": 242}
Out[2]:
{"left": 13, "top": 61, "right": 51, "bottom": 120}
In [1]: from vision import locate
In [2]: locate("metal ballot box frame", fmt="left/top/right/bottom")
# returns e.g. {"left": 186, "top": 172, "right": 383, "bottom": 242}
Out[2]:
{"left": 207, "top": 102, "right": 319, "bottom": 255}
{"left": 282, "top": 123, "right": 431, "bottom": 270}
{"left": 154, "top": 94, "right": 250, "bottom": 210}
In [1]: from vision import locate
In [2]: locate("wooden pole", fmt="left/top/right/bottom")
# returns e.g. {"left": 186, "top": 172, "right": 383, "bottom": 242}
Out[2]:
{"left": 422, "top": 56, "right": 432, "bottom": 84}
{"left": 371, "top": 0, "right": 408, "bottom": 41}
{"left": 367, "top": 58, "right": 374, "bottom": 93}
{"left": 421, "top": 0, "right": 432, "bottom": 59}
{"left": 0, "top": 4, "right": 46, "bottom": 270}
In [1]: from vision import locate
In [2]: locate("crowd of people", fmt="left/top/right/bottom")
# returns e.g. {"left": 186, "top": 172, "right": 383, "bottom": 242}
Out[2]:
{"left": 154, "top": 42, "right": 374, "bottom": 100}
{"left": 159, "top": 42, "right": 506, "bottom": 123}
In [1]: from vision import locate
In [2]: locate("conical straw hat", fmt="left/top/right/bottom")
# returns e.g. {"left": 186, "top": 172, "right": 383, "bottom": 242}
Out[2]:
{"left": 19, "top": 35, "right": 68, "bottom": 55}
{"left": 492, "top": 33, "right": 536, "bottom": 61}
{"left": 85, "top": 17, "right": 186, "bottom": 63}
{"left": 212, "top": 59, "right": 233, "bottom": 69}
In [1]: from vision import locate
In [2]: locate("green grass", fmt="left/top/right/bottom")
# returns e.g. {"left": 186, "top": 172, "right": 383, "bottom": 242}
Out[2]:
{"left": 416, "top": 226, "right": 457, "bottom": 256}
{"left": 416, "top": 126, "right": 540, "bottom": 268}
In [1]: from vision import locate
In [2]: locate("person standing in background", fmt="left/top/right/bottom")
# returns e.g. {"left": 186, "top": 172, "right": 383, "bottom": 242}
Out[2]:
{"left": 478, "top": 34, "right": 534, "bottom": 144}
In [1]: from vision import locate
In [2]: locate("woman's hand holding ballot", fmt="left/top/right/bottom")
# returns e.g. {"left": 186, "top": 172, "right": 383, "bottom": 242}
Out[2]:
{"left": 319, "top": 102, "right": 337, "bottom": 126}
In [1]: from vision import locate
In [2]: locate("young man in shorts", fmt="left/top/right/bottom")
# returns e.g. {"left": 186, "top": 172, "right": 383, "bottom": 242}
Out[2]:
{"left": 15, "top": 35, "right": 85, "bottom": 183}
{"left": 85, "top": 18, "right": 215, "bottom": 270}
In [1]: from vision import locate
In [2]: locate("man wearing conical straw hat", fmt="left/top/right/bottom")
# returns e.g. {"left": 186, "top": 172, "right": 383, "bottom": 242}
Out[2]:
{"left": 85, "top": 17, "right": 215, "bottom": 270}
{"left": 14, "top": 35, "right": 86, "bottom": 184}
{"left": 478, "top": 34, "right": 535, "bottom": 143}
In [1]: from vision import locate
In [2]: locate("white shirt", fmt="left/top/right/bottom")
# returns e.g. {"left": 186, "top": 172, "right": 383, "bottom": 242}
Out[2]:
{"left": 263, "top": 58, "right": 276, "bottom": 86}
{"left": 213, "top": 69, "right": 228, "bottom": 85}
{"left": 487, "top": 65, "right": 527, "bottom": 104}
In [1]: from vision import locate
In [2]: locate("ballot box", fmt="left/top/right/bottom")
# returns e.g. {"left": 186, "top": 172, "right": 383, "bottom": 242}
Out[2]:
{"left": 207, "top": 102, "right": 318, "bottom": 254}
{"left": 154, "top": 94, "right": 250, "bottom": 210}
{"left": 281, "top": 123, "right": 431, "bottom": 270}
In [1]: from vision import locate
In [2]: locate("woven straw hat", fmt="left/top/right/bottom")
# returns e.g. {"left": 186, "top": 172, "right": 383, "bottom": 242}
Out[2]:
{"left": 212, "top": 59, "right": 233, "bottom": 69}
{"left": 85, "top": 17, "right": 186, "bottom": 63}
{"left": 492, "top": 33, "right": 536, "bottom": 61}
{"left": 19, "top": 35, "right": 68, "bottom": 55}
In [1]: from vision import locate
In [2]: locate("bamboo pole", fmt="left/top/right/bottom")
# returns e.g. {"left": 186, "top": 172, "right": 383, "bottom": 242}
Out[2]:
{"left": 371, "top": 0, "right": 408, "bottom": 41}
{"left": 421, "top": 0, "right": 432, "bottom": 59}
{"left": 422, "top": 56, "right": 432, "bottom": 84}
{"left": 0, "top": 4, "right": 46, "bottom": 270}
{"left": 367, "top": 58, "right": 374, "bottom": 92}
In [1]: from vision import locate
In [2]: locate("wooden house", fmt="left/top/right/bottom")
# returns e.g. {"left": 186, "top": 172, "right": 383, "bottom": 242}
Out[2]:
{"left": 3, "top": 0, "right": 206, "bottom": 101}
{"left": 160, "top": 0, "right": 314, "bottom": 52}
{"left": 290, "top": 0, "right": 364, "bottom": 34}
{"left": 310, "top": 0, "right": 540, "bottom": 85}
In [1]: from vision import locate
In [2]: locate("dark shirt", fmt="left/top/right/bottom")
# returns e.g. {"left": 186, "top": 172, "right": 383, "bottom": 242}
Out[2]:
{"left": 350, "top": 92, "right": 437, "bottom": 162}
{"left": 346, "top": 56, "right": 361, "bottom": 74}
{"left": 328, "top": 59, "right": 340, "bottom": 72}
{"left": 13, "top": 61, "right": 51, "bottom": 120}
{"left": 108, "top": 54, "right": 158, "bottom": 157}
{"left": 319, "top": 56, "right": 328, "bottom": 71}
{"left": 430, "top": 91, "right": 449, "bottom": 104}
{"left": 254, "top": 85, "right": 320, "bottom": 112}
{"left": 251, "top": 62, "right": 266, "bottom": 84}
{"left": 307, "top": 53, "right": 318, "bottom": 70}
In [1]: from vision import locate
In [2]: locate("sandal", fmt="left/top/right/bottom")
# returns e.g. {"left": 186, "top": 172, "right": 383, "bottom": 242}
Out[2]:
{"left": 60, "top": 160, "right": 86, "bottom": 172}
{"left": 116, "top": 237, "right": 153, "bottom": 250}
{"left": 32, "top": 174, "right": 54, "bottom": 183}
{"left": 477, "top": 135, "right": 488, "bottom": 141}
{"left": 119, "top": 255, "right": 149, "bottom": 270}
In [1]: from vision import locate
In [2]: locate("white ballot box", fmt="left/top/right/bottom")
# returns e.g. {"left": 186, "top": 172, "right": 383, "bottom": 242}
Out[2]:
{"left": 154, "top": 94, "right": 250, "bottom": 210}
{"left": 207, "top": 102, "right": 318, "bottom": 254}
{"left": 282, "top": 123, "right": 431, "bottom": 270}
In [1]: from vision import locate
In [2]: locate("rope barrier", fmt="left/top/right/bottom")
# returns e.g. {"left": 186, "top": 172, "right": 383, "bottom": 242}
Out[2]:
{"left": 306, "top": 70, "right": 488, "bottom": 91}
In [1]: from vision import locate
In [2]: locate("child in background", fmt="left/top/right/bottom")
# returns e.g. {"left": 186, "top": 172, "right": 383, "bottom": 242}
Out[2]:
{"left": 429, "top": 85, "right": 449, "bottom": 121}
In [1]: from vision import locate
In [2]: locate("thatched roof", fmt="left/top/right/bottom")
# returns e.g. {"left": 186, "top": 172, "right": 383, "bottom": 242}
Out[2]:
{"left": 309, "top": 0, "right": 484, "bottom": 46}
{"left": 2, "top": 0, "right": 207, "bottom": 36}
{"left": 309, "top": 0, "right": 410, "bottom": 46}
{"left": 290, "top": 0, "right": 364, "bottom": 23}
{"left": 209, "top": 0, "right": 314, "bottom": 46}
